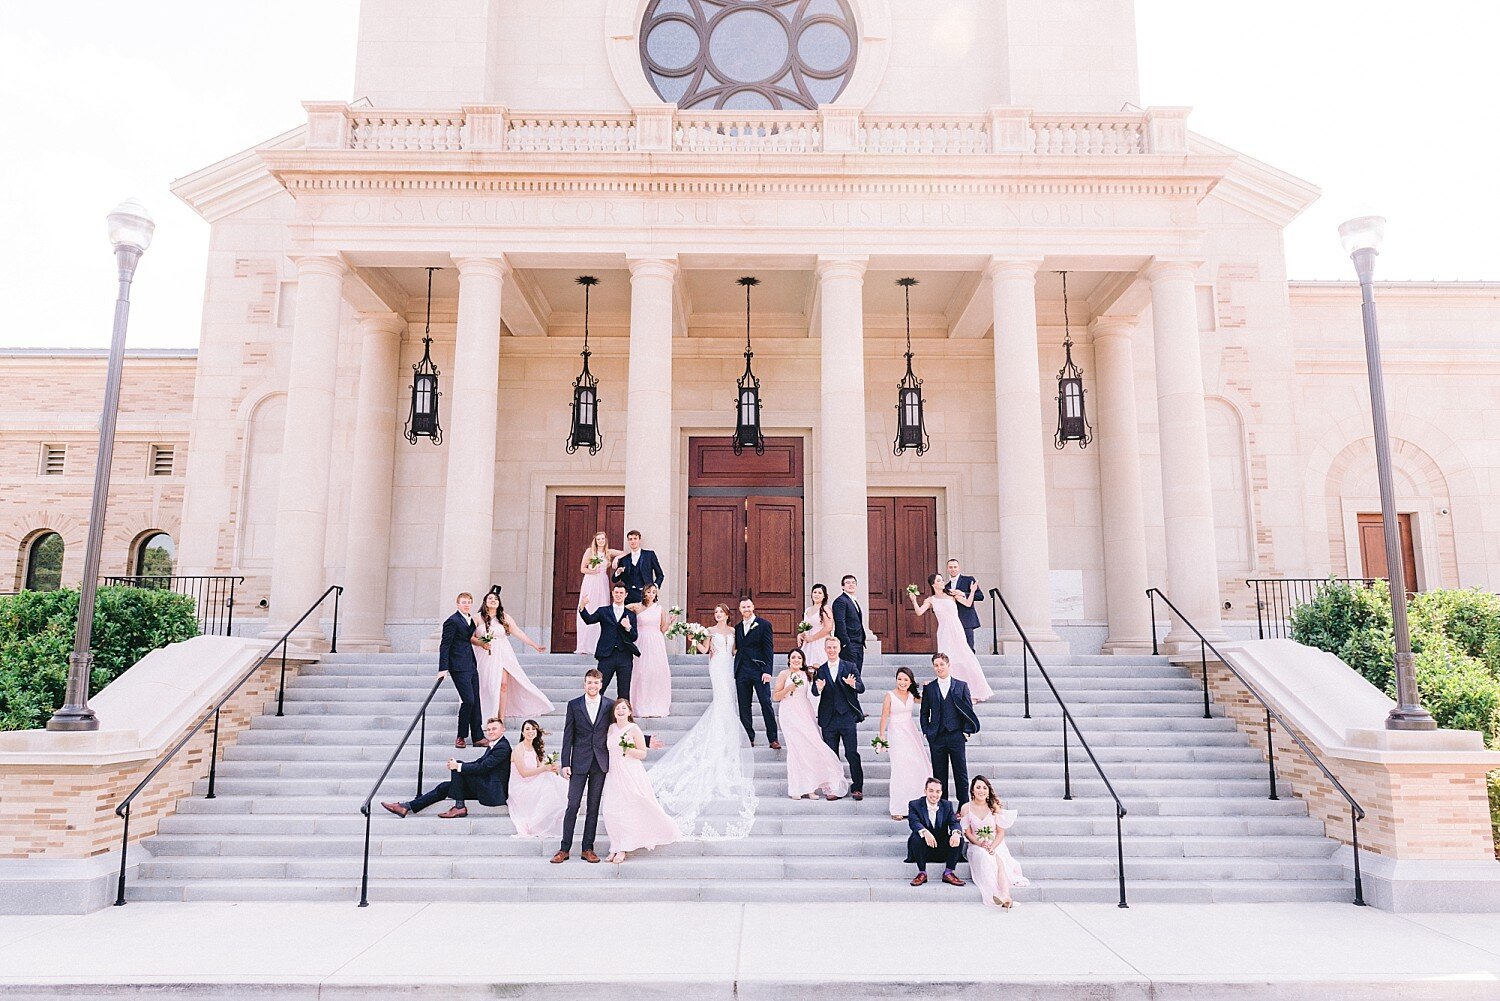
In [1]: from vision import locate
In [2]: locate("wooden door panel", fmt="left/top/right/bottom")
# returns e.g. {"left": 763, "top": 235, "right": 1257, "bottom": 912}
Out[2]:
{"left": 893, "top": 497, "right": 939, "bottom": 652}
{"left": 866, "top": 498, "right": 896, "bottom": 650}
{"left": 550, "top": 496, "right": 625, "bottom": 652}
{"left": 747, "top": 496, "right": 804, "bottom": 635}
{"left": 688, "top": 498, "right": 747, "bottom": 623}
{"left": 1358, "top": 512, "right": 1418, "bottom": 594}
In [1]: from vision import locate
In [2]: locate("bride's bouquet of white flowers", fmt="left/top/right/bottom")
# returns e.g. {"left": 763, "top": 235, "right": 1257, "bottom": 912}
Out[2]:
{"left": 665, "top": 620, "right": 710, "bottom": 645}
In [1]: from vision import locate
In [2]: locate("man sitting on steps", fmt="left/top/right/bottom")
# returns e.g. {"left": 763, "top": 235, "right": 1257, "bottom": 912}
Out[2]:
{"left": 383, "top": 717, "right": 512, "bottom": 819}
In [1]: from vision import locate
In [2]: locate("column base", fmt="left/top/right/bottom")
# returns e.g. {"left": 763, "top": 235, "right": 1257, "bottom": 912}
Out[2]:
{"left": 1100, "top": 637, "right": 1156, "bottom": 656}
{"left": 337, "top": 634, "right": 392, "bottom": 654}
{"left": 1162, "top": 625, "right": 1230, "bottom": 652}
{"left": 258, "top": 620, "right": 330, "bottom": 654}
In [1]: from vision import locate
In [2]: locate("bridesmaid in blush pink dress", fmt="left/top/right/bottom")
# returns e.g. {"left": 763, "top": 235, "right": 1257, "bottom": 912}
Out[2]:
{"left": 798, "top": 584, "right": 833, "bottom": 670}
{"left": 508, "top": 720, "right": 568, "bottom": 838}
{"left": 574, "top": 532, "right": 619, "bottom": 655}
{"left": 772, "top": 649, "right": 849, "bottom": 800}
{"left": 627, "top": 585, "right": 672, "bottom": 718}
{"left": 601, "top": 699, "right": 680, "bottom": 863}
{"left": 960, "top": 775, "right": 1027, "bottom": 908}
{"left": 472, "top": 590, "right": 552, "bottom": 722}
{"left": 878, "top": 667, "right": 928, "bottom": 820}
{"left": 909, "top": 573, "right": 994, "bottom": 701}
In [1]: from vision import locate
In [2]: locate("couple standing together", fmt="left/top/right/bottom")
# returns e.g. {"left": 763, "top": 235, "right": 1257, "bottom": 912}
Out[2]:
{"left": 575, "top": 530, "right": 671, "bottom": 717}
{"left": 437, "top": 588, "right": 551, "bottom": 748}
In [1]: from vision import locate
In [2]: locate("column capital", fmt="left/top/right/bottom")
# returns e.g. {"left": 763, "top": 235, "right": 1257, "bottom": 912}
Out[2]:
{"left": 985, "top": 257, "right": 1044, "bottom": 282}
{"left": 289, "top": 254, "right": 348, "bottom": 281}
{"left": 626, "top": 256, "right": 679, "bottom": 282}
{"left": 451, "top": 256, "right": 513, "bottom": 281}
{"left": 355, "top": 311, "right": 406, "bottom": 335}
{"left": 815, "top": 256, "right": 868, "bottom": 282}
{"left": 1145, "top": 259, "right": 1202, "bottom": 285}
{"left": 1089, "top": 315, "right": 1139, "bottom": 340}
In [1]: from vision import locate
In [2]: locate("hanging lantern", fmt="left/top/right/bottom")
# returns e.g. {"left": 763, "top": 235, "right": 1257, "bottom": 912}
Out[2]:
{"left": 892, "top": 276, "right": 929, "bottom": 456}
{"left": 1054, "top": 270, "right": 1093, "bottom": 449}
{"left": 566, "top": 275, "right": 603, "bottom": 455}
{"left": 732, "top": 276, "right": 765, "bottom": 456}
{"left": 405, "top": 267, "right": 444, "bottom": 445}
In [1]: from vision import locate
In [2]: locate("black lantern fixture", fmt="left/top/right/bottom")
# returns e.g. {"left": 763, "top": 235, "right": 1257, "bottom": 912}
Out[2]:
{"left": 404, "top": 267, "right": 443, "bottom": 445}
{"left": 1054, "top": 270, "right": 1093, "bottom": 449}
{"left": 892, "top": 276, "right": 930, "bottom": 456}
{"left": 566, "top": 275, "right": 603, "bottom": 455}
{"left": 732, "top": 276, "right": 765, "bottom": 455}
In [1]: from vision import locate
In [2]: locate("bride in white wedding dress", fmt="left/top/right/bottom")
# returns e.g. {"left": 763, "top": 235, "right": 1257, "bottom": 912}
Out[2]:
{"left": 648, "top": 604, "right": 758, "bottom": 840}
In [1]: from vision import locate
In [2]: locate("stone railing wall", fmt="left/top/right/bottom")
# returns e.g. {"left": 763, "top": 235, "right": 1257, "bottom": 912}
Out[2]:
{"left": 301, "top": 102, "right": 1192, "bottom": 157}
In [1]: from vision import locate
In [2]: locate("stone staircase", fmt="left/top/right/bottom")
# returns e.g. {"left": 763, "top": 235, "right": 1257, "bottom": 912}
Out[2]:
{"left": 127, "top": 651, "right": 1354, "bottom": 904}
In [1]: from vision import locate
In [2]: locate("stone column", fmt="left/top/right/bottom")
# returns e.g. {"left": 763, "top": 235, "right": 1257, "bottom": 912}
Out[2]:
{"left": 1090, "top": 316, "right": 1153, "bottom": 653}
{"left": 339, "top": 312, "right": 405, "bottom": 651}
{"left": 1147, "top": 260, "right": 1226, "bottom": 643}
{"left": 266, "top": 255, "right": 347, "bottom": 643}
{"left": 816, "top": 256, "right": 871, "bottom": 610}
{"left": 988, "top": 259, "right": 1065, "bottom": 652}
{"left": 437, "top": 257, "right": 508, "bottom": 618}
{"left": 624, "top": 257, "right": 677, "bottom": 591}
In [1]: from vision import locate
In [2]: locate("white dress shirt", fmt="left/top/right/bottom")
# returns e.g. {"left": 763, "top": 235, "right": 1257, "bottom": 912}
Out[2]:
{"left": 585, "top": 695, "right": 600, "bottom": 724}
{"left": 938, "top": 676, "right": 952, "bottom": 700}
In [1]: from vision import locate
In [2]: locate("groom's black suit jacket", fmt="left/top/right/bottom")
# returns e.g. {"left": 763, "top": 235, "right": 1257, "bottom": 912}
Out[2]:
{"left": 733, "top": 616, "right": 775, "bottom": 682}
{"left": 561, "top": 695, "right": 615, "bottom": 774}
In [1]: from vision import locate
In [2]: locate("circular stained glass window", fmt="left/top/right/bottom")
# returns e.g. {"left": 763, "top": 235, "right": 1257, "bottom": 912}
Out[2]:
{"left": 641, "top": 0, "right": 859, "bottom": 111}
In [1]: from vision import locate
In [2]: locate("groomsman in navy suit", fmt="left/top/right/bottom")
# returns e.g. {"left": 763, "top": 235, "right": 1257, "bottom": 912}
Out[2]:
{"left": 437, "top": 591, "right": 484, "bottom": 749}
{"left": 945, "top": 557, "right": 984, "bottom": 651}
{"left": 614, "top": 529, "right": 665, "bottom": 604}
{"left": 815, "top": 634, "right": 865, "bottom": 800}
{"left": 831, "top": 574, "right": 868, "bottom": 670}
{"left": 579, "top": 583, "right": 639, "bottom": 700}
{"left": 905, "top": 777, "right": 966, "bottom": 886}
{"left": 382, "top": 717, "right": 511, "bottom": 819}
{"left": 920, "top": 652, "right": 981, "bottom": 802}
{"left": 733, "top": 597, "right": 780, "bottom": 748}
{"left": 553, "top": 670, "right": 614, "bottom": 864}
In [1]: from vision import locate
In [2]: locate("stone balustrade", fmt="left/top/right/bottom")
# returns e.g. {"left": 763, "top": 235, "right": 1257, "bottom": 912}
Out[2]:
{"left": 302, "top": 102, "right": 1191, "bottom": 156}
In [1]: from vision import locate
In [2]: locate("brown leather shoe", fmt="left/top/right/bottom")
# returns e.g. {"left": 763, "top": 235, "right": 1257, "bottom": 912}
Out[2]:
{"left": 769, "top": 741, "right": 782, "bottom": 750}
{"left": 454, "top": 738, "right": 466, "bottom": 749}
{"left": 851, "top": 791, "right": 864, "bottom": 801}
{"left": 824, "top": 794, "right": 842, "bottom": 801}
{"left": 474, "top": 738, "right": 492, "bottom": 748}
{"left": 582, "top": 850, "right": 601, "bottom": 863}
{"left": 910, "top": 872, "right": 928, "bottom": 887}
{"left": 550, "top": 851, "right": 569, "bottom": 864}
{"left": 438, "top": 807, "right": 468, "bottom": 819}
{"left": 381, "top": 801, "right": 409, "bottom": 818}
{"left": 942, "top": 871, "right": 966, "bottom": 887}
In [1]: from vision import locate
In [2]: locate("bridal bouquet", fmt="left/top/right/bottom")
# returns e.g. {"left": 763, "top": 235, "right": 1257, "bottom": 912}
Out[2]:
{"left": 905, "top": 583, "right": 920, "bottom": 596}
{"left": 870, "top": 735, "right": 889, "bottom": 752}
{"left": 618, "top": 733, "right": 637, "bottom": 753}
{"left": 666, "top": 620, "right": 710, "bottom": 645}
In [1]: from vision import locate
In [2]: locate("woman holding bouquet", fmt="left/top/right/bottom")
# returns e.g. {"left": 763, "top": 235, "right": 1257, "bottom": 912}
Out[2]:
{"left": 627, "top": 585, "right": 673, "bottom": 718}
{"left": 601, "top": 698, "right": 680, "bottom": 863}
{"left": 877, "top": 666, "right": 927, "bottom": 820}
{"left": 798, "top": 583, "right": 834, "bottom": 670}
{"left": 508, "top": 719, "right": 568, "bottom": 837}
{"left": 574, "top": 531, "right": 621, "bottom": 655}
{"left": 772, "top": 649, "right": 849, "bottom": 800}
{"left": 959, "top": 774, "right": 1028, "bottom": 908}
{"left": 908, "top": 573, "right": 994, "bottom": 701}
{"left": 473, "top": 589, "right": 552, "bottom": 722}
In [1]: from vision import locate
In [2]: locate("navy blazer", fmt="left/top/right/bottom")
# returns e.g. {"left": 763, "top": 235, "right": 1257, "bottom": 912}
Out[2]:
{"left": 454, "top": 736, "right": 512, "bottom": 806}
{"left": 578, "top": 603, "right": 640, "bottom": 659}
{"left": 832, "top": 592, "right": 866, "bottom": 649}
{"left": 561, "top": 695, "right": 615, "bottom": 774}
{"left": 614, "top": 549, "right": 665, "bottom": 594}
{"left": 905, "top": 796, "right": 963, "bottom": 862}
{"left": 815, "top": 658, "right": 866, "bottom": 728}
{"left": 946, "top": 574, "right": 984, "bottom": 630}
{"left": 733, "top": 616, "right": 775, "bottom": 681}
{"left": 920, "top": 677, "right": 981, "bottom": 739}
{"left": 438, "top": 611, "right": 477, "bottom": 675}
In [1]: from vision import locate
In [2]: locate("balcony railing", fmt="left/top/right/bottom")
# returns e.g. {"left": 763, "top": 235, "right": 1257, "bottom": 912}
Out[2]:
{"left": 302, "top": 103, "right": 1190, "bottom": 158}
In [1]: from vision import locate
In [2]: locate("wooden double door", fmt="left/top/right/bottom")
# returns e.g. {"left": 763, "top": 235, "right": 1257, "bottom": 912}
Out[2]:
{"left": 866, "top": 497, "right": 939, "bottom": 654}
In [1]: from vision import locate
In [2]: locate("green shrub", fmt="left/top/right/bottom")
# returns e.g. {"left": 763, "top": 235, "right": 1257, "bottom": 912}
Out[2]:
{"left": 0, "top": 587, "right": 199, "bottom": 731}
{"left": 1290, "top": 579, "right": 1395, "bottom": 690}
{"left": 1410, "top": 588, "right": 1500, "bottom": 682}
{"left": 1414, "top": 640, "right": 1500, "bottom": 748}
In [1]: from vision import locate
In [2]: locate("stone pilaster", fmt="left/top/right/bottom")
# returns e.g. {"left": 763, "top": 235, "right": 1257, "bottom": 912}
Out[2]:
{"left": 624, "top": 257, "right": 678, "bottom": 592}
{"left": 815, "top": 256, "right": 871, "bottom": 610}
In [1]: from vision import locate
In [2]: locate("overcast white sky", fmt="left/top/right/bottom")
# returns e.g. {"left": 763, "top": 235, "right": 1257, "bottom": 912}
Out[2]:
{"left": 0, "top": 0, "right": 1495, "bottom": 350}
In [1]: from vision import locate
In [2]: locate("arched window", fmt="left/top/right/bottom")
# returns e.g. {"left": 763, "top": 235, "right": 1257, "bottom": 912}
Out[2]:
{"left": 24, "top": 532, "right": 64, "bottom": 591}
{"left": 135, "top": 532, "right": 175, "bottom": 577}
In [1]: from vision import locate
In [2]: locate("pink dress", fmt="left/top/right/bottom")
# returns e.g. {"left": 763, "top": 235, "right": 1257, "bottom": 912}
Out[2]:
{"left": 475, "top": 621, "right": 553, "bottom": 722}
{"left": 799, "top": 604, "right": 831, "bottom": 669}
{"left": 631, "top": 604, "right": 672, "bottom": 717}
{"left": 885, "top": 691, "right": 928, "bottom": 816}
{"left": 962, "top": 806, "right": 1028, "bottom": 906}
{"left": 932, "top": 596, "right": 993, "bottom": 701}
{"left": 601, "top": 722, "right": 680, "bottom": 853}
{"left": 574, "top": 555, "right": 612, "bottom": 654}
{"left": 508, "top": 744, "right": 568, "bottom": 838}
{"left": 778, "top": 672, "right": 849, "bottom": 798}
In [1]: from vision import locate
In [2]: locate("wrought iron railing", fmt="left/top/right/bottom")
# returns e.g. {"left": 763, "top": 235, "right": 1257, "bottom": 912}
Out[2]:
{"left": 101, "top": 575, "right": 245, "bottom": 637}
{"left": 1245, "top": 577, "right": 1381, "bottom": 640}
{"left": 111, "top": 585, "right": 343, "bottom": 906}
{"left": 988, "top": 587, "right": 1129, "bottom": 908}
{"left": 1146, "top": 587, "right": 1367, "bottom": 905}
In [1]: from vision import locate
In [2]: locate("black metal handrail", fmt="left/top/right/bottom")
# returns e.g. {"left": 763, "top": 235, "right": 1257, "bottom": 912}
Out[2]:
{"left": 1146, "top": 587, "right": 1366, "bottom": 906}
{"left": 357, "top": 675, "right": 447, "bottom": 906}
{"left": 111, "top": 584, "right": 343, "bottom": 906}
{"left": 988, "top": 587, "right": 1129, "bottom": 908}
{"left": 1245, "top": 577, "right": 1381, "bottom": 640}
{"left": 102, "top": 575, "right": 246, "bottom": 637}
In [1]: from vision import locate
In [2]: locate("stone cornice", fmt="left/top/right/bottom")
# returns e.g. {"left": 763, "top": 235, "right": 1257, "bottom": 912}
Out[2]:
{"left": 1188, "top": 132, "right": 1320, "bottom": 227}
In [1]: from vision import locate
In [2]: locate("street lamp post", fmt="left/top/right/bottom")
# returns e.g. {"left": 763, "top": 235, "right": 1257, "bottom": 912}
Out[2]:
{"left": 46, "top": 199, "right": 155, "bottom": 732}
{"left": 1338, "top": 213, "right": 1436, "bottom": 731}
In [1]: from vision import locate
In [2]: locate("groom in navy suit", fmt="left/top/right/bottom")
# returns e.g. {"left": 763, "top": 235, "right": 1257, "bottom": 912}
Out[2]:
{"left": 552, "top": 670, "right": 614, "bottom": 864}
{"left": 920, "top": 652, "right": 981, "bottom": 802}
{"left": 437, "top": 591, "right": 484, "bottom": 749}
{"left": 733, "top": 598, "right": 779, "bottom": 748}
{"left": 613, "top": 530, "right": 665, "bottom": 604}
{"left": 815, "top": 634, "right": 865, "bottom": 800}
{"left": 945, "top": 558, "right": 984, "bottom": 651}
{"left": 578, "top": 583, "right": 639, "bottom": 700}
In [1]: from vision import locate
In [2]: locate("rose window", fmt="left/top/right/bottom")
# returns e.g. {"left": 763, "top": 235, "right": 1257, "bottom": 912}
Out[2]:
{"left": 641, "top": 0, "right": 858, "bottom": 111}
